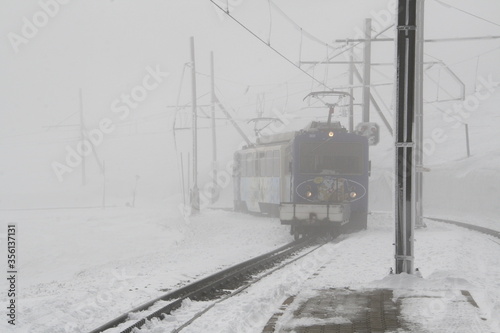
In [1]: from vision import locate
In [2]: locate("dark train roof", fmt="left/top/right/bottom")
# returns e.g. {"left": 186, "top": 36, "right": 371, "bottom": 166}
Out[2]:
{"left": 305, "top": 121, "right": 347, "bottom": 132}
{"left": 253, "top": 121, "right": 348, "bottom": 146}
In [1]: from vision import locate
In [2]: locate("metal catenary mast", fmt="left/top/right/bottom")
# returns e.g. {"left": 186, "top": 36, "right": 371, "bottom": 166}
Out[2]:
{"left": 394, "top": 0, "right": 417, "bottom": 275}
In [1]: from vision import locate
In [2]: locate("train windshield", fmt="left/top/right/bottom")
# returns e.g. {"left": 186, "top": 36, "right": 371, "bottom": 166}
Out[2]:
{"left": 299, "top": 141, "right": 364, "bottom": 175}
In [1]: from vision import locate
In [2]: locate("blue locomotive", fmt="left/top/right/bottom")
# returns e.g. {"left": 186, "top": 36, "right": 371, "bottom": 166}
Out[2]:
{"left": 233, "top": 120, "right": 370, "bottom": 239}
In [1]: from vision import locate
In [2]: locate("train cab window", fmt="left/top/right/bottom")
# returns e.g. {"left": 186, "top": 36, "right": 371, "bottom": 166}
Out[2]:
{"left": 285, "top": 145, "right": 292, "bottom": 174}
{"left": 240, "top": 153, "right": 246, "bottom": 176}
{"left": 253, "top": 153, "right": 258, "bottom": 176}
{"left": 266, "top": 151, "right": 273, "bottom": 177}
{"left": 246, "top": 153, "right": 255, "bottom": 177}
{"left": 256, "top": 152, "right": 266, "bottom": 177}
{"left": 273, "top": 150, "right": 280, "bottom": 176}
{"left": 299, "top": 142, "right": 364, "bottom": 175}
{"left": 245, "top": 155, "right": 249, "bottom": 177}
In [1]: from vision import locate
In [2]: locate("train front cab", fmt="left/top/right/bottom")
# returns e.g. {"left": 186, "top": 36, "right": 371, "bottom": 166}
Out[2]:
{"left": 279, "top": 129, "right": 369, "bottom": 239}
{"left": 280, "top": 202, "right": 351, "bottom": 239}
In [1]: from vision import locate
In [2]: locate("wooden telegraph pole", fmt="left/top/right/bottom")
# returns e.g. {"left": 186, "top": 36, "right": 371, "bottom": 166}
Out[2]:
{"left": 190, "top": 37, "right": 200, "bottom": 213}
{"left": 79, "top": 88, "right": 86, "bottom": 186}
{"left": 210, "top": 51, "right": 218, "bottom": 204}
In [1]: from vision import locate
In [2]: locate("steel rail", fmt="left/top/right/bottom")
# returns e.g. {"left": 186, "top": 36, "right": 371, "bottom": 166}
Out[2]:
{"left": 88, "top": 237, "right": 316, "bottom": 333}
{"left": 426, "top": 217, "right": 500, "bottom": 239}
{"left": 172, "top": 237, "right": 334, "bottom": 332}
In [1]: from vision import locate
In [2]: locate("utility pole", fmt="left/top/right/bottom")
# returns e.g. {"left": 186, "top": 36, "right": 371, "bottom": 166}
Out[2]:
{"left": 256, "top": 93, "right": 265, "bottom": 119}
{"left": 190, "top": 37, "right": 200, "bottom": 213}
{"left": 79, "top": 88, "right": 86, "bottom": 186}
{"left": 214, "top": 96, "right": 253, "bottom": 146}
{"left": 210, "top": 51, "right": 218, "bottom": 204}
{"left": 102, "top": 160, "right": 106, "bottom": 209}
{"left": 465, "top": 124, "right": 471, "bottom": 157}
{"left": 352, "top": 66, "right": 393, "bottom": 135}
{"left": 348, "top": 46, "right": 354, "bottom": 133}
{"left": 394, "top": 0, "right": 417, "bottom": 275}
{"left": 362, "top": 18, "right": 372, "bottom": 122}
{"left": 415, "top": 0, "right": 426, "bottom": 228}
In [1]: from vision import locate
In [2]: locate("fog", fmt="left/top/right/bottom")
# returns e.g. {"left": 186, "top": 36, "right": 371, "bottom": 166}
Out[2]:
{"left": 2, "top": 1, "right": 500, "bottom": 332}
{"left": 1, "top": 0, "right": 499, "bottom": 210}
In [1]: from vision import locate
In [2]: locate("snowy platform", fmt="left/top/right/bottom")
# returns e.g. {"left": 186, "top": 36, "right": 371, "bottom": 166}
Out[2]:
{"left": 263, "top": 287, "right": 489, "bottom": 333}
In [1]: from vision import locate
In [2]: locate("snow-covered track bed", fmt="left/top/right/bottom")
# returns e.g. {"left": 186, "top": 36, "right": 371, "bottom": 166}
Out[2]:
{"left": 89, "top": 237, "right": 322, "bottom": 333}
{"left": 426, "top": 217, "right": 500, "bottom": 239}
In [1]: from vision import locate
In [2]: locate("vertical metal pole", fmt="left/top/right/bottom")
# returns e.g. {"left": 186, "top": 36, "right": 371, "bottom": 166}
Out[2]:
{"left": 395, "top": 0, "right": 417, "bottom": 275}
{"left": 415, "top": 0, "right": 426, "bottom": 228}
{"left": 132, "top": 175, "right": 139, "bottom": 208}
{"left": 465, "top": 123, "right": 471, "bottom": 157}
{"left": 210, "top": 51, "right": 218, "bottom": 204}
{"left": 257, "top": 93, "right": 265, "bottom": 119}
{"left": 349, "top": 46, "right": 354, "bottom": 133}
{"left": 188, "top": 153, "right": 191, "bottom": 202}
{"left": 362, "top": 18, "right": 372, "bottom": 122}
{"left": 190, "top": 37, "right": 200, "bottom": 213}
{"left": 102, "top": 160, "right": 106, "bottom": 209}
{"left": 79, "top": 88, "right": 86, "bottom": 186}
{"left": 180, "top": 153, "right": 186, "bottom": 207}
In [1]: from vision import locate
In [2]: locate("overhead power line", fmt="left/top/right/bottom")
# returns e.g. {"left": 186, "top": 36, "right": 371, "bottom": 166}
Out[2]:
{"left": 268, "top": 0, "right": 342, "bottom": 52}
{"left": 433, "top": 0, "right": 500, "bottom": 28}
{"left": 209, "top": 0, "right": 331, "bottom": 90}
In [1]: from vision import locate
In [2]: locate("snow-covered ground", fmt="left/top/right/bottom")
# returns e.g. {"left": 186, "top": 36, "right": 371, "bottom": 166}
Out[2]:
{"left": 97, "top": 213, "right": 499, "bottom": 333}
{"left": 0, "top": 206, "right": 292, "bottom": 333}
{"left": 1, "top": 209, "right": 499, "bottom": 333}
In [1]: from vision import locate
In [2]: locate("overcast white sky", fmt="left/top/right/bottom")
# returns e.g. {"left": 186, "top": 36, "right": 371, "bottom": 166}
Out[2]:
{"left": 2, "top": 0, "right": 499, "bottom": 135}
{"left": 1, "top": 0, "right": 499, "bottom": 204}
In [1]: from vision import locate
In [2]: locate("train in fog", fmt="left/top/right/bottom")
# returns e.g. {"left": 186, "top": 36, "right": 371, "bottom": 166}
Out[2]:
{"left": 233, "top": 117, "right": 371, "bottom": 240}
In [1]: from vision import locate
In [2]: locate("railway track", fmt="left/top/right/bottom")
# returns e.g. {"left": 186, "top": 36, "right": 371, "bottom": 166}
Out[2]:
{"left": 426, "top": 217, "right": 500, "bottom": 239}
{"left": 89, "top": 235, "right": 330, "bottom": 333}
{"left": 88, "top": 216, "right": 498, "bottom": 333}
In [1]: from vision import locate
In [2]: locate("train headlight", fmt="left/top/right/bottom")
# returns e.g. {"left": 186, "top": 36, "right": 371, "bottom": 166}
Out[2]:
{"left": 349, "top": 191, "right": 357, "bottom": 199}
{"left": 328, "top": 131, "right": 334, "bottom": 137}
{"left": 306, "top": 191, "right": 313, "bottom": 198}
